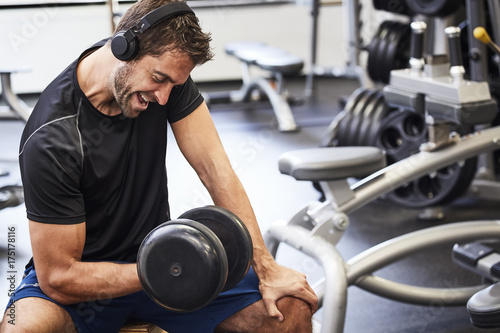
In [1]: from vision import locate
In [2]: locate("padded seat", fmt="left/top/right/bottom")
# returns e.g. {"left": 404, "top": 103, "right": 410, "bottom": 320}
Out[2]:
{"left": 279, "top": 146, "right": 386, "bottom": 182}
{"left": 225, "top": 42, "right": 304, "bottom": 74}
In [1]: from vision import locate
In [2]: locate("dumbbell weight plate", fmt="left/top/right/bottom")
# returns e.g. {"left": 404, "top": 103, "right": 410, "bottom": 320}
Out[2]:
{"left": 179, "top": 205, "right": 253, "bottom": 292}
{"left": 137, "top": 219, "right": 228, "bottom": 312}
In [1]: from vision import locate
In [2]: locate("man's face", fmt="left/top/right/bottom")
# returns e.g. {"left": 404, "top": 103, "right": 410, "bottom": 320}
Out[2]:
{"left": 111, "top": 50, "right": 195, "bottom": 118}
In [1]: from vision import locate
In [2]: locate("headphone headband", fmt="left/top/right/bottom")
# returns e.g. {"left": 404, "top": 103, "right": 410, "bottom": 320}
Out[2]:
{"left": 136, "top": 2, "right": 194, "bottom": 33}
{"left": 111, "top": 2, "right": 194, "bottom": 61}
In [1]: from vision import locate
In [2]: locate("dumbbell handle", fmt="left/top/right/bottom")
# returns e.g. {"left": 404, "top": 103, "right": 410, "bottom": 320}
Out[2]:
{"left": 474, "top": 26, "right": 500, "bottom": 56}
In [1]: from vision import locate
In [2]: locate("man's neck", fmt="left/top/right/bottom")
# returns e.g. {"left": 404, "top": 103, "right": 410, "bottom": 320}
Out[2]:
{"left": 77, "top": 46, "right": 121, "bottom": 116}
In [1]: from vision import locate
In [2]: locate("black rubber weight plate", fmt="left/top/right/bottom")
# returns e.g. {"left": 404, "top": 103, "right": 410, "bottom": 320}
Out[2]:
{"left": 179, "top": 206, "right": 253, "bottom": 292}
{"left": 345, "top": 89, "right": 379, "bottom": 145}
{"left": 137, "top": 219, "right": 228, "bottom": 312}
{"left": 356, "top": 90, "right": 386, "bottom": 146}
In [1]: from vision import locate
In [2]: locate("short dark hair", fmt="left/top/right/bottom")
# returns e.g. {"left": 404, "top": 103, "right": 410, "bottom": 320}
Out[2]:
{"left": 113, "top": 0, "right": 213, "bottom": 65}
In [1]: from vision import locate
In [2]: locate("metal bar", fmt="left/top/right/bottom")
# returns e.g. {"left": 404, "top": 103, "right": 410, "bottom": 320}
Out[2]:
{"left": 107, "top": 0, "right": 116, "bottom": 33}
{"left": 0, "top": 73, "right": 31, "bottom": 122}
{"left": 344, "top": 0, "right": 360, "bottom": 68}
{"left": 346, "top": 221, "right": 500, "bottom": 284}
{"left": 305, "top": 0, "right": 320, "bottom": 97}
{"left": 265, "top": 224, "right": 347, "bottom": 333}
{"left": 465, "top": 0, "right": 489, "bottom": 81}
{"left": 487, "top": 0, "right": 500, "bottom": 77}
{"left": 254, "top": 78, "right": 298, "bottom": 131}
{"left": 355, "top": 275, "right": 487, "bottom": 306}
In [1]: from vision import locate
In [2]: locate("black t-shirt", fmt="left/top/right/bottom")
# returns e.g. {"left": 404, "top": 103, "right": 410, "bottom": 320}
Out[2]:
{"left": 19, "top": 40, "right": 204, "bottom": 262}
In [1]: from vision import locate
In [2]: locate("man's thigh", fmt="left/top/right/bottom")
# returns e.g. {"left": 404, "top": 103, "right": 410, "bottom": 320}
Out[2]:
{"left": 0, "top": 297, "right": 77, "bottom": 333}
{"left": 142, "top": 268, "right": 263, "bottom": 332}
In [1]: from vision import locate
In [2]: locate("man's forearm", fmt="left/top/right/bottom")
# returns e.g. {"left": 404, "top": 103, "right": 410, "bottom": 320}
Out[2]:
{"left": 204, "top": 169, "right": 276, "bottom": 274}
{"left": 38, "top": 260, "right": 142, "bottom": 305}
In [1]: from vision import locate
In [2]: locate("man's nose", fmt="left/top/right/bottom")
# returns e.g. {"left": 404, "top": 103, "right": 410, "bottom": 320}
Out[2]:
{"left": 154, "top": 86, "right": 172, "bottom": 106}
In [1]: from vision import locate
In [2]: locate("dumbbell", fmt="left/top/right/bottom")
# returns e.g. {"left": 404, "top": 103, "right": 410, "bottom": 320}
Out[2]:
{"left": 137, "top": 205, "right": 253, "bottom": 312}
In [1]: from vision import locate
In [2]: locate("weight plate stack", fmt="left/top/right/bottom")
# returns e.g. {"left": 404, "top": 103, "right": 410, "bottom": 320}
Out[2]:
{"left": 367, "top": 21, "right": 411, "bottom": 84}
{"left": 321, "top": 88, "right": 397, "bottom": 148}
{"left": 320, "top": 88, "right": 478, "bottom": 209}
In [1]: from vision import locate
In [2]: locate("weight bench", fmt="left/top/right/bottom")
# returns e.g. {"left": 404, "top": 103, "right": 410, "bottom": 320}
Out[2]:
{"left": 204, "top": 42, "right": 304, "bottom": 132}
{"left": 0, "top": 68, "right": 31, "bottom": 122}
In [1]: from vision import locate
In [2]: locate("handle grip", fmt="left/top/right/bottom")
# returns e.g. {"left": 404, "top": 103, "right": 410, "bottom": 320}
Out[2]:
{"left": 410, "top": 21, "right": 427, "bottom": 60}
{"left": 445, "top": 26, "right": 463, "bottom": 68}
{"left": 474, "top": 26, "right": 500, "bottom": 56}
{"left": 473, "top": 27, "right": 491, "bottom": 44}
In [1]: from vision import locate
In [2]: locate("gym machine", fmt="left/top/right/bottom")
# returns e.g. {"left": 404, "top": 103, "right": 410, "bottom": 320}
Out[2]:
{"left": 319, "top": 0, "right": 500, "bottom": 216}
{"left": 264, "top": 0, "right": 500, "bottom": 331}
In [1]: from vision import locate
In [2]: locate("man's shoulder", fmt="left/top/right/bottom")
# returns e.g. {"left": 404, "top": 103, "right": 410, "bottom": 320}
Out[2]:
{"left": 35, "top": 39, "right": 110, "bottom": 120}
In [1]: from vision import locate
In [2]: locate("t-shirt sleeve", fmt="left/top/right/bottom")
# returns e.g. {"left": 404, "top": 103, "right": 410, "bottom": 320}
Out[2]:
{"left": 165, "top": 75, "right": 204, "bottom": 123}
{"left": 19, "top": 122, "right": 86, "bottom": 224}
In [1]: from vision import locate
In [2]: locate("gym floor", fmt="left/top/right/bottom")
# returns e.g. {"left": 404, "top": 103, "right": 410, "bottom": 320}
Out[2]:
{"left": 1, "top": 75, "right": 500, "bottom": 332}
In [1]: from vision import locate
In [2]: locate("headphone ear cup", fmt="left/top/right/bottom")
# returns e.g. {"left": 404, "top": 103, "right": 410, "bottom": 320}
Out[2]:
{"left": 111, "top": 31, "right": 139, "bottom": 61}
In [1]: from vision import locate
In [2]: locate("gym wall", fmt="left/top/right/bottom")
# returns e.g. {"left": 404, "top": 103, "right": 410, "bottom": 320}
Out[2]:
{"left": 0, "top": 2, "right": 345, "bottom": 94}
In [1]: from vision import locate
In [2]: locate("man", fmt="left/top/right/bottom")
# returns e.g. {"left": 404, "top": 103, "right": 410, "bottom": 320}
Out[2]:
{"left": 1, "top": 0, "right": 318, "bottom": 332}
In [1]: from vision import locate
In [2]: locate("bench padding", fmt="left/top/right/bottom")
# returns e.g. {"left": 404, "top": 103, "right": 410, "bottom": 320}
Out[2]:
{"left": 279, "top": 147, "right": 386, "bottom": 181}
{"left": 225, "top": 42, "right": 303, "bottom": 74}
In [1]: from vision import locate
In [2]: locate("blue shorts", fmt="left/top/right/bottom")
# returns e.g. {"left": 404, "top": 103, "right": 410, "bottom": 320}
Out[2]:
{"left": 6, "top": 265, "right": 262, "bottom": 333}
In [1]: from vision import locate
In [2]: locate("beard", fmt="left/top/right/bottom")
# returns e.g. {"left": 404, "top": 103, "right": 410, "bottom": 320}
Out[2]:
{"left": 112, "top": 63, "right": 141, "bottom": 119}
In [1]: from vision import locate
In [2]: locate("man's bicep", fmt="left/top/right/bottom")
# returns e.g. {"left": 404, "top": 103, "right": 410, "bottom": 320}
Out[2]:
{"left": 29, "top": 220, "right": 86, "bottom": 280}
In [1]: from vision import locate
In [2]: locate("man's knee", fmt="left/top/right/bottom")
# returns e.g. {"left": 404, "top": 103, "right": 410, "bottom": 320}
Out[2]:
{"left": 216, "top": 296, "right": 313, "bottom": 333}
{"left": 278, "top": 297, "right": 313, "bottom": 332}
